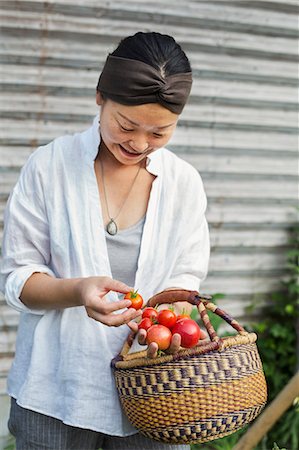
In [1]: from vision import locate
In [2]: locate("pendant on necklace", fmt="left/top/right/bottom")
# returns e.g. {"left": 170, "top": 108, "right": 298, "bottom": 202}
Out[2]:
{"left": 107, "top": 219, "right": 118, "bottom": 236}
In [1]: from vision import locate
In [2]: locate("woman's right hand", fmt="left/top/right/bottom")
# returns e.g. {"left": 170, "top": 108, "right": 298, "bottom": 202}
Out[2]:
{"left": 77, "top": 276, "right": 142, "bottom": 330}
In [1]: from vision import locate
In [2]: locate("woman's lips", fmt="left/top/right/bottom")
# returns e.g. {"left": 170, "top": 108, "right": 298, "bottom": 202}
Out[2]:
{"left": 119, "top": 145, "right": 144, "bottom": 157}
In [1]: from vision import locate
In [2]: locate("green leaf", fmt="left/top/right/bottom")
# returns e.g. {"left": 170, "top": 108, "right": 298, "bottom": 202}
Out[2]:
{"left": 284, "top": 303, "right": 294, "bottom": 314}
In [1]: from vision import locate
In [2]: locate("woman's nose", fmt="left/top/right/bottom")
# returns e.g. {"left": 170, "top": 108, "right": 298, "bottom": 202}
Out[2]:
{"left": 129, "top": 136, "right": 149, "bottom": 153}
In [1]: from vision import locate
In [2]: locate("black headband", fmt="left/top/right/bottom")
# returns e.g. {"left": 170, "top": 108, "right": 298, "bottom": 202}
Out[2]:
{"left": 97, "top": 55, "right": 192, "bottom": 114}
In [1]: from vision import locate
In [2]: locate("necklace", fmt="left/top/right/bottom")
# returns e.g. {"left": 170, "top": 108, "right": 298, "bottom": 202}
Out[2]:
{"left": 99, "top": 158, "right": 142, "bottom": 236}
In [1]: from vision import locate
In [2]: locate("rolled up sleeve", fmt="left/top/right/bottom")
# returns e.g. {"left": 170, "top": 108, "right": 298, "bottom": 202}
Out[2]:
{"left": 0, "top": 151, "right": 55, "bottom": 314}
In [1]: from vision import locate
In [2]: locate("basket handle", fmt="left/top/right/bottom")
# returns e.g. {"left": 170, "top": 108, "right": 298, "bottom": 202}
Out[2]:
{"left": 148, "top": 289, "right": 248, "bottom": 343}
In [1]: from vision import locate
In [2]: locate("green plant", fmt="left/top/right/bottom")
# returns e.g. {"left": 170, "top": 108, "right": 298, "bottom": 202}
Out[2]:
{"left": 191, "top": 224, "right": 298, "bottom": 450}
{"left": 191, "top": 426, "right": 247, "bottom": 450}
{"left": 3, "top": 434, "right": 15, "bottom": 450}
{"left": 272, "top": 443, "right": 287, "bottom": 450}
{"left": 247, "top": 224, "right": 299, "bottom": 450}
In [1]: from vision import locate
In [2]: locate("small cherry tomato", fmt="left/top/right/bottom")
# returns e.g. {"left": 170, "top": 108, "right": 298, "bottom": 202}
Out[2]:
{"left": 142, "top": 307, "right": 158, "bottom": 322}
{"left": 177, "top": 309, "right": 190, "bottom": 322}
{"left": 177, "top": 314, "right": 190, "bottom": 321}
{"left": 157, "top": 309, "right": 177, "bottom": 329}
{"left": 172, "top": 318, "right": 201, "bottom": 348}
{"left": 138, "top": 318, "right": 153, "bottom": 331}
{"left": 146, "top": 324, "right": 172, "bottom": 350}
{"left": 124, "top": 290, "right": 143, "bottom": 310}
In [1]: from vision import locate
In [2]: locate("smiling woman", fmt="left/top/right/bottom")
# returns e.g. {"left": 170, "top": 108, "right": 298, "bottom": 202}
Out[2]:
{"left": 96, "top": 98, "right": 178, "bottom": 164}
{"left": 0, "top": 31, "right": 209, "bottom": 450}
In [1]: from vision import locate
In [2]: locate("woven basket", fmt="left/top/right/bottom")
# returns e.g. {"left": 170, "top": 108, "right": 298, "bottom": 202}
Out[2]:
{"left": 111, "top": 289, "right": 267, "bottom": 444}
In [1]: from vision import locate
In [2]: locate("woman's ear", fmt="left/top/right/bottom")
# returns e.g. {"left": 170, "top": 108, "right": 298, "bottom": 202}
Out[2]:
{"left": 96, "top": 91, "right": 104, "bottom": 105}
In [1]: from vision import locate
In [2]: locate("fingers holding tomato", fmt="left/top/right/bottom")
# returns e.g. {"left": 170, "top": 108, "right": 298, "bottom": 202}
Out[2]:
{"left": 146, "top": 324, "right": 172, "bottom": 351}
{"left": 171, "top": 318, "right": 201, "bottom": 348}
{"left": 137, "top": 327, "right": 147, "bottom": 346}
{"left": 124, "top": 290, "right": 143, "bottom": 310}
{"left": 146, "top": 341, "right": 159, "bottom": 359}
{"left": 165, "top": 332, "right": 181, "bottom": 354}
{"left": 133, "top": 296, "right": 207, "bottom": 358}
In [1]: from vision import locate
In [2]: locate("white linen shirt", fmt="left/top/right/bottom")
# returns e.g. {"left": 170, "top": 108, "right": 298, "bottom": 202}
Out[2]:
{"left": 0, "top": 115, "right": 210, "bottom": 436}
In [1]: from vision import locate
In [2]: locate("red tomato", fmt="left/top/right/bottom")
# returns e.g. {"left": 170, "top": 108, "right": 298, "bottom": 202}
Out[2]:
{"left": 157, "top": 309, "right": 177, "bottom": 329}
{"left": 124, "top": 290, "right": 143, "bottom": 310}
{"left": 142, "top": 307, "right": 158, "bottom": 322}
{"left": 138, "top": 318, "right": 153, "bottom": 331}
{"left": 146, "top": 324, "right": 172, "bottom": 350}
{"left": 172, "top": 318, "right": 201, "bottom": 348}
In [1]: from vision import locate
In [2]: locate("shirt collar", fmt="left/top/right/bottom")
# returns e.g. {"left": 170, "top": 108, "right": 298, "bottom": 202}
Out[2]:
{"left": 85, "top": 114, "right": 162, "bottom": 177}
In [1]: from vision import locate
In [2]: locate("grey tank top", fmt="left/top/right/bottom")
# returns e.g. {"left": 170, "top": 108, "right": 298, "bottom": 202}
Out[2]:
{"left": 105, "top": 216, "right": 146, "bottom": 288}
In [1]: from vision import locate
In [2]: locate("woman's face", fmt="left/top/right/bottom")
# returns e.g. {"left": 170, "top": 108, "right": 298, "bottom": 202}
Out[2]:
{"left": 96, "top": 93, "right": 179, "bottom": 165}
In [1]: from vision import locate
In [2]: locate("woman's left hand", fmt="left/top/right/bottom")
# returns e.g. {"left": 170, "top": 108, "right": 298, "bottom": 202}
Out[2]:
{"left": 137, "top": 328, "right": 182, "bottom": 358}
{"left": 136, "top": 293, "right": 192, "bottom": 357}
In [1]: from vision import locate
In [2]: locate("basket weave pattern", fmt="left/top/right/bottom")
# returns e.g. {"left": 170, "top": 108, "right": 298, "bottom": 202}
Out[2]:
{"left": 112, "top": 290, "right": 267, "bottom": 444}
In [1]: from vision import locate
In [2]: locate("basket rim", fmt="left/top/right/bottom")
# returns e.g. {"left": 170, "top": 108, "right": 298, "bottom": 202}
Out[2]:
{"left": 112, "top": 332, "right": 257, "bottom": 370}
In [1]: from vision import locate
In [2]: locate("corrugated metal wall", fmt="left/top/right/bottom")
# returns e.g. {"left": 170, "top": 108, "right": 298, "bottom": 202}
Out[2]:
{"left": 0, "top": 0, "right": 298, "bottom": 440}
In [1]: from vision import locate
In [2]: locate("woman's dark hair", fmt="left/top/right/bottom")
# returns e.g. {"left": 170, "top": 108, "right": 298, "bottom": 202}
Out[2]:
{"left": 111, "top": 31, "right": 192, "bottom": 77}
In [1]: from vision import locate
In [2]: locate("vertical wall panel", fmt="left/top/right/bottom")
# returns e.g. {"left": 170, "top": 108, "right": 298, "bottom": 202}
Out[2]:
{"left": 0, "top": 0, "right": 298, "bottom": 443}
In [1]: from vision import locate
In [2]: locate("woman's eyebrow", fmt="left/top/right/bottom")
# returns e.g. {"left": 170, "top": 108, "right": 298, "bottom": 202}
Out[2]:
{"left": 117, "top": 112, "right": 139, "bottom": 126}
{"left": 117, "top": 112, "right": 175, "bottom": 129}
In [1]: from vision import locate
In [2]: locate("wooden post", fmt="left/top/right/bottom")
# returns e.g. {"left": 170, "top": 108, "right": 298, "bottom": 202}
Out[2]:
{"left": 232, "top": 371, "right": 299, "bottom": 450}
